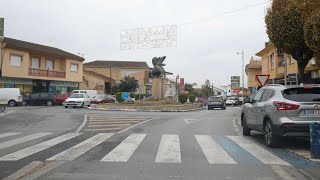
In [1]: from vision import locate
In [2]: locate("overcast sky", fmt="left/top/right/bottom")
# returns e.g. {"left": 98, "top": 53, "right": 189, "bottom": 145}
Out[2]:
{"left": 1, "top": 0, "right": 270, "bottom": 87}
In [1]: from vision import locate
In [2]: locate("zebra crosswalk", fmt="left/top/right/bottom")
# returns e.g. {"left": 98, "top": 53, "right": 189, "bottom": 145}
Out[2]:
{"left": 0, "top": 132, "right": 291, "bottom": 166}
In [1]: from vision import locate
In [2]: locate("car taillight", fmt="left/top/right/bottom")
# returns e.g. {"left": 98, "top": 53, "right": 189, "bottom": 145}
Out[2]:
{"left": 273, "top": 101, "right": 300, "bottom": 110}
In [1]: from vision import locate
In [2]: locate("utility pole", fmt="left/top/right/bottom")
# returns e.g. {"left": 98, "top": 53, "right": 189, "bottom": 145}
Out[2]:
{"left": 237, "top": 51, "right": 245, "bottom": 105}
{"left": 284, "top": 53, "right": 287, "bottom": 85}
{"left": 109, "top": 65, "right": 112, "bottom": 94}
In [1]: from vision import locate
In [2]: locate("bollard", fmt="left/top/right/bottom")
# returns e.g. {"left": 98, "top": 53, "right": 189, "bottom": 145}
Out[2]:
{"left": 310, "top": 122, "right": 320, "bottom": 159}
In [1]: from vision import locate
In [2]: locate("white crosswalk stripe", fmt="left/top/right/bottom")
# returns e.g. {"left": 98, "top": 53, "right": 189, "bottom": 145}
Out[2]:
{"left": 227, "top": 136, "right": 290, "bottom": 166}
{"left": 0, "top": 133, "right": 82, "bottom": 161}
{"left": 47, "top": 133, "right": 114, "bottom": 161}
{"left": 195, "top": 135, "right": 237, "bottom": 164}
{"left": 0, "top": 132, "right": 21, "bottom": 139}
{"left": 101, "top": 134, "right": 146, "bottom": 162}
{"left": 155, "top": 134, "right": 181, "bottom": 163}
{"left": 0, "top": 133, "right": 51, "bottom": 150}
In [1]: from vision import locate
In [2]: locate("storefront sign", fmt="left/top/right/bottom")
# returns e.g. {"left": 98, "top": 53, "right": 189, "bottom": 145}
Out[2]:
{"left": 50, "top": 81, "right": 78, "bottom": 87}
{"left": 0, "top": 77, "right": 32, "bottom": 85}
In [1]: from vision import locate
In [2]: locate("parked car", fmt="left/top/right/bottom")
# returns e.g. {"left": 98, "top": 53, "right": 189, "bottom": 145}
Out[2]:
{"left": 125, "top": 97, "right": 135, "bottom": 104}
{"left": 91, "top": 94, "right": 115, "bottom": 104}
{"left": 241, "top": 84, "right": 320, "bottom": 147}
{"left": 71, "top": 90, "right": 97, "bottom": 98}
{"left": 63, "top": 93, "right": 91, "bottom": 108}
{"left": 23, "top": 92, "right": 56, "bottom": 106}
{"left": 207, "top": 96, "right": 226, "bottom": 110}
{"left": 226, "top": 97, "right": 239, "bottom": 106}
{"left": 53, "top": 94, "right": 69, "bottom": 105}
{"left": 0, "top": 88, "right": 24, "bottom": 107}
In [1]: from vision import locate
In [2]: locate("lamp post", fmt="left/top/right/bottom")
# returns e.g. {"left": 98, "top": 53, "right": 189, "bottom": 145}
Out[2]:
{"left": 109, "top": 64, "right": 112, "bottom": 94}
{"left": 237, "top": 51, "right": 245, "bottom": 105}
{"left": 176, "top": 74, "right": 179, "bottom": 101}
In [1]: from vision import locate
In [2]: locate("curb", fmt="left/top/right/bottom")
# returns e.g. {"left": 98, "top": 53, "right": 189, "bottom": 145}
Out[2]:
{"left": 87, "top": 106, "right": 205, "bottom": 112}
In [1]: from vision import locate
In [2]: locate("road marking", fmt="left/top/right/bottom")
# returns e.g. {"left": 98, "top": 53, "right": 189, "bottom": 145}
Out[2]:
{"left": 184, "top": 119, "right": 201, "bottom": 124}
{"left": 195, "top": 135, "right": 237, "bottom": 164}
{"left": 85, "top": 128, "right": 122, "bottom": 131}
{"left": 227, "top": 136, "right": 291, "bottom": 166}
{"left": 47, "top": 133, "right": 114, "bottom": 161}
{"left": 23, "top": 161, "right": 65, "bottom": 180}
{"left": 0, "top": 110, "right": 17, "bottom": 117}
{"left": 116, "top": 118, "right": 156, "bottom": 134}
{"left": 75, "top": 114, "right": 87, "bottom": 133}
{"left": 270, "top": 165, "right": 295, "bottom": 180}
{"left": 155, "top": 134, "right": 181, "bottom": 163}
{"left": 3, "top": 161, "right": 43, "bottom": 180}
{"left": 87, "top": 124, "right": 132, "bottom": 128}
{"left": 101, "top": 134, "right": 146, "bottom": 162}
{"left": 0, "top": 132, "right": 21, "bottom": 139}
{"left": 89, "top": 121, "right": 141, "bottom": 124}
{"left": 0, "top": 133, "right": 82, "bottom": 161}
{"left": 0, "top": 133, "right": 51, "bottom": 150}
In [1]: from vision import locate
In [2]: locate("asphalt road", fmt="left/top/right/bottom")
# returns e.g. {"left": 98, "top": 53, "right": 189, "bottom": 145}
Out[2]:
{"left": 0, "top": 106, "right": 319, "bottom": 180}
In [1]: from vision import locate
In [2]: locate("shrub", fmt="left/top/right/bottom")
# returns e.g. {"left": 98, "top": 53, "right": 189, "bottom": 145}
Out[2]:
{"left": 135, "top": 94, "right": 145, "bottom": 100}
{"left": 129, "top": 92, "right": 135, "bottom": 98}
{"left": 178, "top": 93, "right": 188, "bottom": 104}
{"left": 116, "top": 92, "right": 124, "bottom": 103}
{"left": 189, "top": 94, "right": 196, "bottom": 103}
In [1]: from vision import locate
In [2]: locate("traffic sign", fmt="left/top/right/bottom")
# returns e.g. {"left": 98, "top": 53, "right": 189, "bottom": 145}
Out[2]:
{"left": 121, "top": 92, "right": 129, "bottom": 100}
{"left": 256, "top": 75, "right": 270, "bottom": 86}
{"left": 0, "top": 18, "right": 3, "bottom": 37}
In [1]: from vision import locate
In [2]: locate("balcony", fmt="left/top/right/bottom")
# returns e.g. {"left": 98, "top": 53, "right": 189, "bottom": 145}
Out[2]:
{"left": 28, "top": 68, "right": 66, "bottom": 78}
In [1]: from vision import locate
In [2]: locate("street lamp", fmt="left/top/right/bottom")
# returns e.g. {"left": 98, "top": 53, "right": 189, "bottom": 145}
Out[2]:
{"left": 176, "top": 74, "right": 179, "bottom": 101}
{"left": 237, "top": 51, "right": 245, "bottom": 105}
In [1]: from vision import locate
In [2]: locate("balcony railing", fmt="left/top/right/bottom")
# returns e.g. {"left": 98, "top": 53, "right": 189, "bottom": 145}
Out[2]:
{"left": 28, "top": 68, "right": 66, "bottom": 78}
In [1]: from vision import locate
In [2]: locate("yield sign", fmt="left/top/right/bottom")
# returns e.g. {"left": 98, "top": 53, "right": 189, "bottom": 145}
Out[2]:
{"left": 256, "top": 74, "right": 270, "bottom": 86}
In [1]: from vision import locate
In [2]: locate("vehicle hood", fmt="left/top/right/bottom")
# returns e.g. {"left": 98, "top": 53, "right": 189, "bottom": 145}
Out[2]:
{"left": 65, "top": 98, "right": 84, "bottom": 102}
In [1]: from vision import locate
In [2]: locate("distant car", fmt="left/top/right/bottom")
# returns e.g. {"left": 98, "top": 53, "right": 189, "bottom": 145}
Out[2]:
{"left": 0, "top": 88, "right": 24, "bottom": 107}
{"left": 53, "top": 94, "right": 69, "bottom": 105}
{"left": 71, "top": 90, "right": 97, "bottom": 98}
{"left": 207, "top": 96, "right": 226, "bottom": 110}
{"left": 226, "top": 97, "right": 239, "bottom": 106}
{"left": 23, "top": 92, "right": 56, "bottom": 106}
{"left": 242, "top": 84, "right": 320, "bottom": 147}
{"left": 63, "top": 93, "right": 91, "bottom": 108}
{"left": 125, "top": 97, "right": 135, "bottom": 104}
{"left": 91, "top": 94, "right": 115, "bottom": 104}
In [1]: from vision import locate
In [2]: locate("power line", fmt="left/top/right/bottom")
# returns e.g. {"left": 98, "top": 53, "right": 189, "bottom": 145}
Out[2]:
{"left": 179, "top": 0, "right": 271, "bottom": 26}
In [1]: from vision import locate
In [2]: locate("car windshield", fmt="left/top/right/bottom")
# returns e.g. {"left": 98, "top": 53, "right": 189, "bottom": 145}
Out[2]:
{"left": 94, "top": 95, "right": 105, "bottom": 98}
{"left": 69, "top": 94, "right": 84, "bottom": 98}
{"left": 283, "top": 87, "right": 320, "bottom": 102}
{"left": 208, "top": 97, "right": 220, "bottom": 101}
{"left": 227, "top": 97, "right": 235, "bottom": 100}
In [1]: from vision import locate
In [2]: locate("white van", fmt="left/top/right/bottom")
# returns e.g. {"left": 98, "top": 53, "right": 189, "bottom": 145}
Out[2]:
{"left": 0, "top": 88, "right": 23, "bottom": 107}
{"left": 71, "top": 90, "right": 97, "bottom": 98}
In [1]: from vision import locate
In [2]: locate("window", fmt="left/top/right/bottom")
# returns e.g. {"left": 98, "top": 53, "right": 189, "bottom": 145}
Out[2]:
{"left": 70, "top": 64, "right": 78, "bottom": 72}
{"left": 283, "top": 88, "right": 320, "bottom": 102}
{"left": 10, "top": 55, "right": 22, "bottom": 67}
{"left": 253, "top": 90, "right": 264, "bottom": 102}
{"left": 31, "top": 57, "right": 40, "bottom": 69}
{"left": 270, "top": 53, "right": 275, "bottom": 70}
{"left": 261, "top": 89, "right": 275, "bottom": 102}
{"left": 40, "top": 93, "right": 50, "bottom": 98}
{"left": 46, "top": 59, "right": 54, "bottom": 70}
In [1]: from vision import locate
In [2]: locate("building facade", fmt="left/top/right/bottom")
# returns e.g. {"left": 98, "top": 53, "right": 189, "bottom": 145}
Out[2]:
{"left": 0, "top": 37, "right": 84, "bottom": 94}
{"left": 164, "top": 78, "right": 177, "bottom": 100}
{"left": 245, "top": 57, "right": 262, "bottom": 94}
{"left": 83, "top": 60, "right": 150, "bottom": 94}
{"left": 255, "top": 43, "right": 320, "bottom": 85}
{"left": 79, "top": 70, "right": 115, "bottom": 94}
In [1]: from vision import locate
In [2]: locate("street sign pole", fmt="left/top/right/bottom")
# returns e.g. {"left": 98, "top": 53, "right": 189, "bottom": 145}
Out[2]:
{"left": 0, "top": 18, "right": 4, "bottom": 77}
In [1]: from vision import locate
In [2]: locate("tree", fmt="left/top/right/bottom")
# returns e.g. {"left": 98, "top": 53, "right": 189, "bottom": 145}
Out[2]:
{"left": 119, "top": 76, "right": 139, "bottom": 93}
{"left": 184, "top": 83, "right": 194, "bottom": 94}
{"left": 201, "top": 85, "right": 212, "bottom": 98}
{"left": 265, "top": 0, "right": 317, "bottom": 83}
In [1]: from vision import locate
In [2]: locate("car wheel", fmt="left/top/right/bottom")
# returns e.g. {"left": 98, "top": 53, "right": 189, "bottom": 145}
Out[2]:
{"left": 264, "top": 120, "right": 280, "bottom": 147}
{"left": 8, "top": 100, "right": 16, "bottom": 107}
{"left": 46, "top": 101, "right": 53, "bottom": 106}
{"left": 242, "top": 115, "right": 251, "bottom": 136}
{"left": 21, "top": 100, "right": 27, "bottom": 106}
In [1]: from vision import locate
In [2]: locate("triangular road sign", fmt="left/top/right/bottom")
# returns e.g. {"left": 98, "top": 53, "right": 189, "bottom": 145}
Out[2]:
{"left": 256, "top": 75, "right": 270, "bottom": 86}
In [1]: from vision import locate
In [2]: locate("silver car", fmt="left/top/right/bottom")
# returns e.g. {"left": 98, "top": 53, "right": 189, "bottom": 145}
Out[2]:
{"left": 241, "top": 84, "right": 320, "bottom": 147}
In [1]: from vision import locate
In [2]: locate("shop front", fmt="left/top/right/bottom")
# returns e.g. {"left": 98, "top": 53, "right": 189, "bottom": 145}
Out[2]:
{"left": 49, "top": 81, "right": 79, "bottom": 94}
{"left": 0, "top": 77, "right": 33, "bottom": 93}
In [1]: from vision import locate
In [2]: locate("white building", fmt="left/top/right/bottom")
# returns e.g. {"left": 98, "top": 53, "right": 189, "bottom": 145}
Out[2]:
{"left": 164, "top": 78, "right": 177, "bottom": 100}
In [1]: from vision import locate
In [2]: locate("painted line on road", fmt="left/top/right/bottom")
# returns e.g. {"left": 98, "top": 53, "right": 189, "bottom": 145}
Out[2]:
{"left": 101, "top": 134, "right": 146, "bottom": 162}
{"left": 23, "top": 161, "right": 65, "bottom": 180}
{"left": 88, "top": 121, "right": 141, "bottom": 124}
{"left": 155, "top": 134, "right": 181, "bottom": 163}
{"left": 227, "top": 136, "right": 291, "bottom": 166}
{"left": 0, "top": 133, "right": 51, "bottom": 150}
{"left": 0, "top": 133, "right": 82, "bottom": 161}
{"left": 195, "top": 135, "right": 237, "bottom": 164}
{"left": 3, "top": 161, "right": 43, "bottom": 180}
{"left": 116, "top": 118, "right": 157, "bottom": 134}
{"left": 87, "top": 124, "right": 132, "bottom": 128}
{"left": 0, "top": 132, "right": 21, "bottom": 139}
{"left": 85, "top": 128, "right": 122, "bottom": 132}
{"left": 0, "top": 110, "right": 17, "bottom": 117}
{"left": 47, "top": 133, "right": 114, "bottom": 161}
{"left": 75, "top": 114, "right": 87, "bottom": 133}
